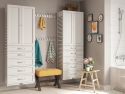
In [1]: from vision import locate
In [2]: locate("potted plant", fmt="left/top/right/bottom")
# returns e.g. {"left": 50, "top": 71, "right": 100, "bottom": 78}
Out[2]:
{"left": 83, "top": 57, "right": 95, "bottom": 71}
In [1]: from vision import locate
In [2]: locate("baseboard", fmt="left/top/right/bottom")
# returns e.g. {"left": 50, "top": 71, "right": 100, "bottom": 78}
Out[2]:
{"left": 61, "top": 79, "right": 80, "bottom": 84}
{"left": 0, "top": 84, "right": 35, "bottom": 91}
{"left": 100, "top": 85, "right": 111, "bottom": 90}
{"left": 0, "top": 82, "right": 5, "bottom": 87}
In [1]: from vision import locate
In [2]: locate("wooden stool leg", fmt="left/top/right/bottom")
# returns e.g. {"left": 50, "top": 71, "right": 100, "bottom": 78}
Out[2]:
{"left": 37, "top": 77, "right": 41, "bottom": 91}
{"left": 79, "top": 72, "right": 85, "bottom": 90}
{"left": 90, "top": 73, "right": 95, "bottom": 93}
{"left": 57, "top": 75, "right": 61, "bottom": 88}
{"left": 54, "top": 75, "right": 61, "bottom": 88}
{"left": 84, "top": 73, "right": 88, "bottom": 88}
{"left": 54, "top": 76, "right": 57, "bottom": 86}
{"left": 35, "top": 75, "right": 38, "bottom": 88}
{"left": 95, "top": 72, "right": 100, "bottom": 88}
{"left": 79, "top": 72, "right": 83, "bottom": 90}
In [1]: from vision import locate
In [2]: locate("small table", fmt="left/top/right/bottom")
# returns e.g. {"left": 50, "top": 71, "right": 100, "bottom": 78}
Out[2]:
{"left": 79, "top": 70, "right": 100, "bottom": 93}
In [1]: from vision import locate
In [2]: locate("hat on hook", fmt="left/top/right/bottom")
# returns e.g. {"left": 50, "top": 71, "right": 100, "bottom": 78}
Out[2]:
{"left": 39, "top": 17, "right": 46, "bottom": 30}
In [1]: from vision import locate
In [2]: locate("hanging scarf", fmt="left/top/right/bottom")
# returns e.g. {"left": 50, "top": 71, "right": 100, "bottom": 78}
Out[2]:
{"left": 46, "top": 41, "right": 56, "bottom": 63}
{"left": 35, "top": 39, "right": 43, "bottom": 67}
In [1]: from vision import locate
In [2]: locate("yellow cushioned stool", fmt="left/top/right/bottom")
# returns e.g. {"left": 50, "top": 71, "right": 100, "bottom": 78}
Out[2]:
{"left": 35, "top": 68, "right": 62, "bottom": 91}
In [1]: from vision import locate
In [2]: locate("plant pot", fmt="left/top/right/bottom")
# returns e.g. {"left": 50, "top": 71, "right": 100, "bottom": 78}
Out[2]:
{"left": 85, "top": 67, "right": 90, "bottom": 71}
{"left": 90, "top": 66, "right": 94, "bottom": 71}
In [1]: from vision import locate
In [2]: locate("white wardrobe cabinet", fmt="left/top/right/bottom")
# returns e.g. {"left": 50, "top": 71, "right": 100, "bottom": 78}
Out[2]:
{"left": 57, "top": 10, "right": 84, "bottom": 80}
{"left": 6, "top": 5, "right": 35, "bottom": 86}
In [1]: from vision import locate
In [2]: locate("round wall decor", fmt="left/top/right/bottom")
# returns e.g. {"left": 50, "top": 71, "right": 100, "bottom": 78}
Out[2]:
{"left": 98, "top": 14, "right": 103, "bottom": 22}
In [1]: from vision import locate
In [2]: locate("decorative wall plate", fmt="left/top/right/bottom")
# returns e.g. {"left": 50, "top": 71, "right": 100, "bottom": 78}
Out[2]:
{"left": 87, "top": 34, "right": 92, "bottom": 42}
{"left": 98, "top": 14, "right": 103, "bottom": 22}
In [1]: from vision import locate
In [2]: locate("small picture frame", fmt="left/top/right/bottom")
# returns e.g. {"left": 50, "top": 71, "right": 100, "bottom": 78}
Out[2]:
{"left": 98, "top": 13, "right": 104, "bottom": 22}
{"left": 91, "top": 21, "right": 98, "bottom": 34}
{"left": 96, "top": 34, "right": 103, "bottom": 43}
{"left": 88, "top": 14, "right": 93, "bottom": 22}
{"left": 87, "top": 34, "right": 92, "bottom": 42}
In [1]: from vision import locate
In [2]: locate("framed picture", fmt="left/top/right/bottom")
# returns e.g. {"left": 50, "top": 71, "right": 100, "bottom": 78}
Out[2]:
{"left": 88, "top": 14, "right": 93, "bottom": 22}
{"left": 96, "top": 34, "right": 103, "bottom": 43}
{"left": 87, "top": 34, "right": 92, "bottom": 42}
{"left": 91, "top": 21, "right": 98, "bottom": 33}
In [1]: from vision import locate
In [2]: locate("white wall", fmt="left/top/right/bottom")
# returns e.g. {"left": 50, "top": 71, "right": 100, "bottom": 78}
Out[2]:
{"left": 111, "top": 0, "right": 125, "bottom": 66}
{"left": 104, "top": 0, "right": 111, "bottom": 86}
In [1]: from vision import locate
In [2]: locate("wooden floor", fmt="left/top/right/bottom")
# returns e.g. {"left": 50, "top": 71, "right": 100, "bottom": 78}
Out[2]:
{"left": 0, "top": 84, "right": 124, "bottom": 94}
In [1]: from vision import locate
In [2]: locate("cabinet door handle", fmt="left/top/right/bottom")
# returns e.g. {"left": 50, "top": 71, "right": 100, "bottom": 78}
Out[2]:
{"left": 17, "top": 54, "right": 21, "bottom": 56}
{"left": 17, "top": 48, "right": 25, "bottom": 50}
{"left": 17, "top": 54, "right": 24, "bottom": 56}
{"left": 70, "top": 53, "right": 76, "bottom": 55}
{"left": 17, "top": 78, "right": 24, "bottom": 80}
{"left": 17, "top": 48, "right": 22, "bottom": 50}
{"left": 17, "top": 70, "right": 24, "bottom": 72}
{"left": 17, "top": 62, "right": 23, "bottom": 64}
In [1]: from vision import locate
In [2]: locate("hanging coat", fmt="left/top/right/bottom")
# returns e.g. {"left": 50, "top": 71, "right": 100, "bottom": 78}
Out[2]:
{"left": 35, "top": 39, "right": 43, "bottom": 67}
{"left": 46, "top": 41, "right": 56, "bottom": 63}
